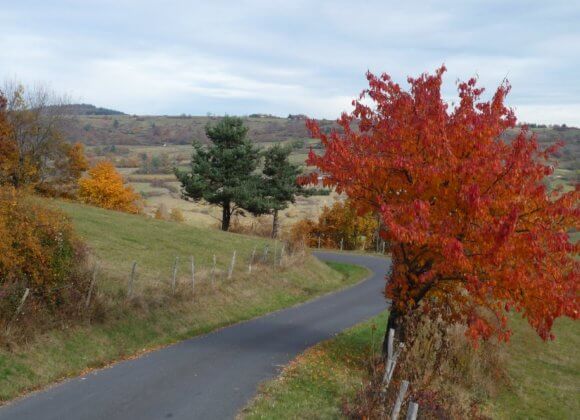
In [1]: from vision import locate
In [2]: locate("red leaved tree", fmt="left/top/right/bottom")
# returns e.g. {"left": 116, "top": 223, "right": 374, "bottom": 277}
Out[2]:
{"left": 305, "top": 66, "right": 578, "bottom": 350}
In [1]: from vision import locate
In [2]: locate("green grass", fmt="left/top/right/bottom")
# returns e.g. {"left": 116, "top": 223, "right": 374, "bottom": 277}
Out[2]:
{"left": 0, "top": 200, "right": 370, "bottom": 402}
{"left": 489, "top": 316, "right": 579, "bottom": 419}
{"left": 243, "top": 311, "right": 579, "bottom": 420}
{"left": 242, "top": 313, "right": 387, "bottom": 419}
{"left": 48, "top": 199, "right": 278, "bottom": 289}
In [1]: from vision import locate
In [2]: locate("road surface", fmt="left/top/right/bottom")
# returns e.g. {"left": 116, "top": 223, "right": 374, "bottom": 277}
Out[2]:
{"left": 0, "top": 252, "right": 389, "bottom": 420}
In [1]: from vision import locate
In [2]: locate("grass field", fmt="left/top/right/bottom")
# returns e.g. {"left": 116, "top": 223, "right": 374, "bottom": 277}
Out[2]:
{"left": 243, "top": 313, "right": 579, "bottom": 419}
{"left": 0, "top": 200, "right": 369, "bottom": 402}
{"left": 489, "top": 316, "right": 579, "bottom": 419}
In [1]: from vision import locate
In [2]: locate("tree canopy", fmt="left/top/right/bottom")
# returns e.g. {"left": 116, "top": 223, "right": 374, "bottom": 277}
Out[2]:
{"left": 78, "top": 161, "right": 140, "bottom": 214}
{"left": 254, "top": 144, "right": 304, "bottom": 237}
{"left": 0, "top": 82, "right": 87, "bottom": 197}
{"left": 305, "top": 66, "right": 579, "bottom": 345}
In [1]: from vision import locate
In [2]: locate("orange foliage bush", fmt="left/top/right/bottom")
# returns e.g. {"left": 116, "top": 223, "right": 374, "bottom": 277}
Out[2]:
{"left": 0, "top": 187, "right": 90, "bottom": 324}
{"left": 78, "top": 161, "right": 141, "bottom": 214}
{"left": 290, "top": 201, "right": 378, "bottom": 250}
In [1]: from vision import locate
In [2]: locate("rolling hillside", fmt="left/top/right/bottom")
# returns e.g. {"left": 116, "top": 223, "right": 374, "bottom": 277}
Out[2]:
{"left": 61, "top": 109, "right": 579, "bottom": 171}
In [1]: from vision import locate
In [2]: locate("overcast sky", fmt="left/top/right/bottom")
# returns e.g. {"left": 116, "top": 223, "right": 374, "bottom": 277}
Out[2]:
{"left": 1, "top": 0, "right": 579, "bottom": 125}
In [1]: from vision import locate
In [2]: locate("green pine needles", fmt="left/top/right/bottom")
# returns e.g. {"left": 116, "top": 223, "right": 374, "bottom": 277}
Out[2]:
{"left": 176, "top": 116, "right": 316, "bottom": 235}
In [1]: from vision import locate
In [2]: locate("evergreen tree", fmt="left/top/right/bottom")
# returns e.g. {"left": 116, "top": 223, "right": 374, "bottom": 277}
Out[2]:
{"left": 256, "top": 144, "right": 304, "bottom": 238}
{"left": 176, "top": 116, "right": 261, "bottom": 231}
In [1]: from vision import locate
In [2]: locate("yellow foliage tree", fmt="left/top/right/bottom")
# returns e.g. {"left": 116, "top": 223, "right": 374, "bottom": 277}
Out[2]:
{"left": 290, "top": 200, "right": 378, "bottom": 250}
{"left": 66, "top": 142, "right": 89, "bottom": 180}
{"left": 78, "top": 161, "right": 140, "bottom": 213}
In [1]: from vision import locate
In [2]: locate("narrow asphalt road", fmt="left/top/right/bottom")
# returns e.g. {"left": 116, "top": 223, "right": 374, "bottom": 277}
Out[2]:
{"left": 0, "top": 252, "right": 389, "bottom": 420}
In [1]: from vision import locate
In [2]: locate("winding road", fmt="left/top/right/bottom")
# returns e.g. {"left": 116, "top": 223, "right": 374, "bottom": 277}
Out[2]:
{"left": 0, "top": 252, "right": 389, "bottom": 420}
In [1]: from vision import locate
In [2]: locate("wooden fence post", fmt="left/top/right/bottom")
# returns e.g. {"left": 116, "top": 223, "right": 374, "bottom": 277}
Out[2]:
{"left": 263, "top": 245, "right": 269, "bottom": 263}
{"left": 191, "top": 256, "right": 195, "bottom": 294}
{"left": 5, "top": 288, "right": 30, "bottom": 335}
{"left": 318, "top": 235, "right": 321, "bottom": 249}
{"left": 340, "top": 238, "right": 344, "bottom": 251}
{"left": 279, "top": 244, "right": 285, "bottom": 266}
{"left": 405, "top": 402, "right": 418, "bottom": 420}
{"left": 391, "top": 380, "right": 409, "bottom": 420}
{"left": 228, "top": 250, "right": 236, "bottom": 279}
{"left": 172, "top": 256, "right": 179, "bottom": 294}
{"left": 383, "top": 328, "right": 404, "bottom": 388}
{"left": 85, "top": 261, "right": 99, "bottom": 309}
{"left": 249, "top": 246, "right": 256, "bottom": 273}
{"left": 382, "top": 241, "right": 386, "bottom": 254}
{"left": 127, "top": 261, "right": 137, "bottom": 298}
{"left": 15, "top": 288, "right": 30, "bottom": 317}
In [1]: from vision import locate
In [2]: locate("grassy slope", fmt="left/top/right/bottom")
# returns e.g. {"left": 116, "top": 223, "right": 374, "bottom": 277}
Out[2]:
{"left": 0, "top": 201, "right": 369, "bottom": 402}
{"left": 489, "top": 316, "right": 579, "bottom": 419}
{"left": 243, "top": 314, "right": 578, "bottom": 420}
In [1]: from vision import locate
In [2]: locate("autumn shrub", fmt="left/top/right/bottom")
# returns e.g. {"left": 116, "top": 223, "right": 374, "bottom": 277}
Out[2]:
{"left": 0, "top": 187, "right": 92, "bottom": 337}
{"left": 78, "top": 161, "right": 141, "bottom": 213}
{"left": 288, "top": 218, "right": 316, "bottom": 253}
{"left": 289, "top": 201, "right": 378, "bottom": 250}
{"left": 170, "top": 207, "right": 185, "bottom": 222}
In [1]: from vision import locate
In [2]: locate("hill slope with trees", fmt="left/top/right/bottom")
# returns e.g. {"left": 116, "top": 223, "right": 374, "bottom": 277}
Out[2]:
{"left": 59, "top": 110, "right": 579, "bottom": 171}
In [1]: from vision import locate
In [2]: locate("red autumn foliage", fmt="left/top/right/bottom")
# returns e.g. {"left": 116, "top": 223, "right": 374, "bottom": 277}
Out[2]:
{"left": 305, "top": 66, "right": 579, "bottom": 342}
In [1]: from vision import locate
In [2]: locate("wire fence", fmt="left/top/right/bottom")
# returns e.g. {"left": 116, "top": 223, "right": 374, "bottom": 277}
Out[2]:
{"left": 2, "top": 240, "right": 302, "bottom": 337}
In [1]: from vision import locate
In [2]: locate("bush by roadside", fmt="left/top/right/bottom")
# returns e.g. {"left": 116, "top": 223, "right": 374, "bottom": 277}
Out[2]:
{"left": 0, "top": 187, "right": 92, "bottom": 342}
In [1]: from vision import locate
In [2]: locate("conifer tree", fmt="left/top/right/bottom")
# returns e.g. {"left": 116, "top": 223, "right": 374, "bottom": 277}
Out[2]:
{"left": 259, "top": 144, "right": 304, "bottom": 238}
{"left": 176, "top": 116, "right": 261, "bottom": 231}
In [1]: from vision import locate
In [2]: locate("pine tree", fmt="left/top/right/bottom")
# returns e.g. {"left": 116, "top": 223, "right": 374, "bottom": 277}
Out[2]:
{"left": 259, "top": 144, "right": 304, "bottom": 238}
{"left": 176, "top": 116, "right": 261, "bottom": 231}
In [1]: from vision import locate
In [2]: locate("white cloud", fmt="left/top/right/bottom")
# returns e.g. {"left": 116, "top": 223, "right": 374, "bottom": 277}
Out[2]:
{"left": 514, "top": 104, "right": 580, "bottom": 127}
{"left": 0, "top": 0, "right": 578, "bottom": 124}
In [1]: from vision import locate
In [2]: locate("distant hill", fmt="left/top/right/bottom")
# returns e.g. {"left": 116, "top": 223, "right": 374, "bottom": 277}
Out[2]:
{"left": 60, "top": 114, "right": 337, "bottom": 146}
{"left": 59, "top": 112, "right": 579, "bottom": 171}
{"left": 57, "top": 103, "right": 125, "bottom": 116}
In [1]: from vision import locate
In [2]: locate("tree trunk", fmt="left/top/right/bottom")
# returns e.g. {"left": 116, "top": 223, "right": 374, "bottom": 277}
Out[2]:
{"left": 221, "top": 202, "right": 231, "bottom": 231}
{"left": 382, "top": 307, "right": 403, "bottom": 356}
{"left": 271, "top": 209, "right": 279, "bottom": 238}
